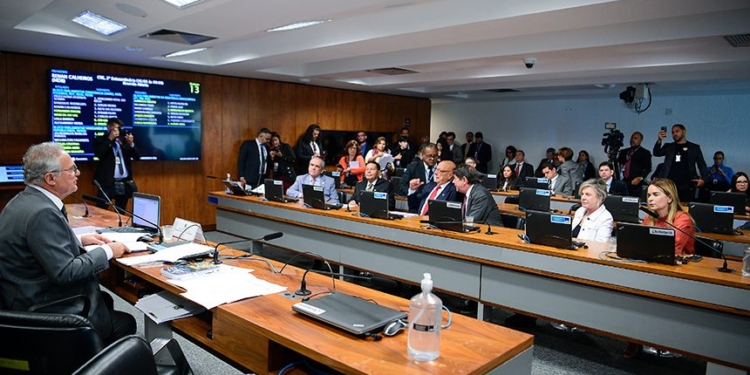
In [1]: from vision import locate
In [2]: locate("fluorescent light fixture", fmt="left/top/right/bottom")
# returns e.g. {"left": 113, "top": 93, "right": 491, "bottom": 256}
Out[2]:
{"left": 163, "top": 48, "right": 207, "bottom": 58}
{"left": 72, "top": 11, "right": 127, "bottom": 36}
{"left": 160, "top": 0, "right": 204, "bottom": 9}
{"left": 267, "top": 20, "right": 330, "bottom": 32}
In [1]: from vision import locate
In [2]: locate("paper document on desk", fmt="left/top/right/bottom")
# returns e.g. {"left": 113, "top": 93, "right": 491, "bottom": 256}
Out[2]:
{"left": 135, "top": 290, "right": 206, "bottom": 324}
{"left": 166, "top": 265, "right": 286, "bottom": 309}
{"left": 73, "top": 226, "right": 103, "bottom": 236}
{"left": 83, "top": 241, "right": 149, "bottom": 253}
{"left": 117, "top": 243, "right": 214, "bottom": 266}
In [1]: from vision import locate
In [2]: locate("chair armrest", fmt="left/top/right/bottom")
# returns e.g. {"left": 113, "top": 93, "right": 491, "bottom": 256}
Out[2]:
{"left": 28, "top": 294, "right": 91, "bottom": 317}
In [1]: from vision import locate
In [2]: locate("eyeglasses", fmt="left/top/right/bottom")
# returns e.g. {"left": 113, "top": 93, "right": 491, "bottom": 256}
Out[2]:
{"left": 51, "top": 165, "right": 79, "bottom": 174}
{"left": 423, "top": 154, "right": 438, "bottom": 159}
{"left": 737, "top": 180, "right": 749, "bottom": 185}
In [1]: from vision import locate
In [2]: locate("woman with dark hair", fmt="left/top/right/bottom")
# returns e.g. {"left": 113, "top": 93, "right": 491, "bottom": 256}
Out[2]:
{"left": 436, "top": 138, "right": 453, "bottom": 163}
{"left": 729, "top": 172, "right": 750, "bottom": 213}
{"left": 338, "top": 140, "right": 366, "bottom": 185}
{"left": 499, "top": 145, "right": 517, "bottom": 168}
{"left": 295, "top": 124, "right": 322, "bottom": 173}
{"left": 578, "top": 150, "right": 596, "bottom": 181}
{"left": 269, "top": 132, "right": 297, "bottom": 191}
{"left": 496, "top": 164, "right": 517, "bottom": 192}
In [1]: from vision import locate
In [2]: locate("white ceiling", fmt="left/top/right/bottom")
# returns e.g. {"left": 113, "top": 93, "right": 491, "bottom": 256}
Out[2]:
{"left": 2, "top": 0, "right": 749, "bottom": 102}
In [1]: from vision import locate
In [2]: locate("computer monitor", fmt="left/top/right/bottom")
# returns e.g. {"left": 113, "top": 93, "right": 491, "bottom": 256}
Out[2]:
{"left": 519, "top": 188, "right": 551, "bottom": 212}
{"left": 603, "top": 195, "right": 641, "bottom": 223}
{"left": 481, "top": 174, "right": 498, "bottom": 190}
{"left": 616, "top": 223, "right": 675, "bottom": 265}
{"left": 264, "top": 179, "right": 298, "bottom": 203}
{"left": 131, "top": 192, "right": 161, "bottom": 233}
{"left": 524, "top": 177, "right": 549, "bottom": 190}
{"left": 0, "top": 164, "right": 24, "bottom": 185}
{"left": 302, "top": 184, "right": 341, "bottom": 210}
{"left": 688, "top": 202, "right": 735, "bottom": 235}
{"left": 359, "top": 191, "right": 390, "bottom": 220}
{"left": 428, "top": 199, "right": 464, "bottom": 232}
{"left": 524, "top": 210, "right": 573, "bottom": 249}
{"left": 710, "top": 191, "right": 747, "bottom": 216}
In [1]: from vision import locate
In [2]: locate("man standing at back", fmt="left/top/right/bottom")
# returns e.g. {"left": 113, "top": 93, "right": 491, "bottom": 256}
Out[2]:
{"left": 617, "top": 131, "right": 651, "bottom": 197}
{"left": 400, "top": 144, "right": 438, "bottom": 211}
{"left": 467, "top": 132, "right": 492, "bottom": 173}
{"left": 0, "top": 142, "right": 135, "bottom": 345}
{"left": 653, "top": 124, "right": 707, "bottom": 202}
{"left": 446, "top": 132, "right": 463, "bottom": 162}
{"left": 461, "top": 132, "right": 474, "bottom": 160}
{"left": 93, "top": 117, "right": 140, "bottom": 210}
{"left": 238, "top": 128, "right": 271, "bottom": 189}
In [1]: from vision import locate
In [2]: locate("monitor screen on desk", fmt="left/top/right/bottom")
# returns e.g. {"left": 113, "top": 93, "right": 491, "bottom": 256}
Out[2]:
{"left": 302, "top": 184, "right": 327, "bottom": 210}
{"left": 0, "top": 164, "right": 24, "bottom": 185}
{"left": 264, "top": 179, "right": 285, "bottom": 202}
{"left": 428, "top": 199, "right": 464, "bottom": 232}
{"left": 709, "top": 191, "right": 747, "bottom": 216}
{"left": 524, "top": 210, "right": 572, "bottom": 249}
{"left": 359, "top": 191, "right": 390, "bottom": 220}
{"left": 481, "top": 174, "right": 497, "bottom": 190}
{"left": 603, "top": 195, "right": 641, "bottom": 223}
{"left": 131, "top": 192, "right": 160, "bottom": 230}
{"left": 616, "top": 223, "right": 675, "bottom": 265}
{"left": 519, "top": 188, "right": 551, "bottom": 212}
{"left": 524, "top": 177, "right": 549, "bottom": 190}
{"left": 688, "top": 202, "right": 735, "bottom": 235}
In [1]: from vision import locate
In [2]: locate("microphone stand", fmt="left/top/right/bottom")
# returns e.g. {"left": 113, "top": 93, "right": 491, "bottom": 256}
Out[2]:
{"left": 83, "top": 193, "right": 164, "bottom": 244}
{"left": 212, "top": 232, "right": 283, "bottom": 265}
{"left": 92, "top": 180, "right": 122, "bottom": 227}
{"left": 295, "top": 269, "right": 372, "bottom": 296}
{"left": 639, "top": 207, "right": 734, "bottom": 273}
{"left": 69, "top": 195, "right": 90, "bottom": 217}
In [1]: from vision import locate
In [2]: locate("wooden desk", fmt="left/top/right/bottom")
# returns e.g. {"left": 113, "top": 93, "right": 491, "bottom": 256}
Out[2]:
{"left": 208, "top": 192, "right": 750, "bottom": 374}
{"left": 68, "top": 204, "right": 533, "bottom": 375}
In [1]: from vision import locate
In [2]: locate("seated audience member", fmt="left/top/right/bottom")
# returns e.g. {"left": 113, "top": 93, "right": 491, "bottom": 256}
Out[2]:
{"left": 453, "top": 165, "right": 503, "bottom": 226}
{"left": 463, "top": 157, "right": 485, "bottom": 178}
{"left": 338, "top": 140, "right": 365, "bottom": 186}
{"left": 535, "top": 147, "right": 557, "bottom": 177}
{"left": 643, "top": 178, "right": 695, "bottom": 255}
{"left": 400, "top": 144, "right": 438, "bottom": 208}
{"left": 705, "top": 151, "right": 734, "bottom": 193}
{"left": 409, "top": 160, "right": 460, "bottom": 216}
{"left": 348, "top": 161, "right": 395, "bottom": 211}
{"left": 0, "top": 142, "right": 135, "bottom": 345}
{"left": 497, "top": 164, "right": 517, "bottom": 192}
{"left": 390, "top": 136, "right": 414, "bottom": 168}
{"left": 578, "top": 150, "right": 597, "bottom": 181}
{"left": 556, "top": 147, "right": 583, "bottom": 186}
{"left": 269, "top": 132, "right": 297, "bottom": 192}
{"left": 286, "top": 156, "right": 340, "bottom": 203}
{"left": 572, "top": 179, "right": 614, "bottom": 242}
{"left": 436, "top": 137, "right": 453, "bottom": 163}
{"left": 542, "top": 162, "right": 574, "bottom": 196}
{"left": 729, "top": 172, "right": 750, "bottom": 214}
{"left": 512, "top": 150, "right": 534, "bottom": 186}
{"left": 365, "top": 136, "right": 391, "bottom": 165}
{"left": 599, "top": 161, "right": 628, "bottom": 196}
{"left": 498, "top": 145, "right": 517, "bottom": 168}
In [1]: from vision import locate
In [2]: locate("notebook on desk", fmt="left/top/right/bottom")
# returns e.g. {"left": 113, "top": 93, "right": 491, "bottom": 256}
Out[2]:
{"left": 292, "top": 292, "right": 407, "bottom": 336}
{"left": 97, "top": 192, "right": 160, "bottom": 236}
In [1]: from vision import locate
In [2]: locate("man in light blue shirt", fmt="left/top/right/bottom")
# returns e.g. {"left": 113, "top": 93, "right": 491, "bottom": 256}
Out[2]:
{"left": 286, "top": 156, "right": 340, "bottom": 203}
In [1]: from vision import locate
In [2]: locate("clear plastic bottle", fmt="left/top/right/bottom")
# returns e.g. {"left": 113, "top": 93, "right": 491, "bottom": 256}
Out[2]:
{"left": 742, "top": 245, "right": 750, "bottom": 277}
{"left": 407, "top": 273, "right": 442, "bottom": 361}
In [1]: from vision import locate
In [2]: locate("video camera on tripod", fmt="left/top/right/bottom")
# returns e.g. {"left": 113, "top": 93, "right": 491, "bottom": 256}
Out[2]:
{"left": 601, "top": 122, "right": 624, "bottom": 162}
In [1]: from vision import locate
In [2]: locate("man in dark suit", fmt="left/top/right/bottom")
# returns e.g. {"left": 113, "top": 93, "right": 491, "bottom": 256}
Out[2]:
{"left": 512, "top": 150, "right": 535, "bottom": 187}
{"left": 542, "top": 162, "right": 574, "bottom": 196}
{"left": 0, "top": 142, "right": 135, "bottom": 345}
{"left": 93, "top": 117, "right": 140, "bottom": 210}
{"left": 617, "top": 131, "right": 652, "bottom": 197}
{"left": 466, "top": 132, "right": 492, "bottom": 173}
{"left": 598, "top": 162, "right": 629, "bottom": 196}
{"left": 238, "top": 128, "right": 272, "bottom": 189}
{"left": 348, "top": 161, "right": 395, "bottom": 211}
{"left": 535, "top": 147, "right": 557, "bottom": 177}
{"left": 461, "top": 131, "right": 474, "bottom": 160}
{"left": 400, "top": 144, "right": 438, "bottom": 211}
{"left": 409, "top": 160, "right": 462, "bottom": 215}
{"left": 652, "top": 124, "right": 707, "bottom": 202}
{"left": 452, "top": 165, "right": 503, "bottom": 226}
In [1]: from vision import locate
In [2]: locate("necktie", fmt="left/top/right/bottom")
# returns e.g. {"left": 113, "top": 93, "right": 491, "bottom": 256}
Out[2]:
{"left": 114, "top": 141, "right": 125, "bottom": 175}
{"left": 607, "top": 182, "right": 611, "bottom": 193}
{"left": 311, "top": 177, "right": 317, "bottom": 186}
{"left": 421, "top": 185, "right": 442, "bottom": 216}
{"left": 515, "top": 163, "right": 522, "bottom": 177}
{"left": 366, "top": 182, "right": 374, "bottom": 192}
{"left": 259, "top": 144, "right": 267, "bottom": 176}
{"left": 623, "top": 148, "right": 635, "bottom": 179}
{"left": 549, "top": 179, "right": 555, "bottom": 191}
{"left": 427, "top": 167, "right": 434, "bottom": 182}
{"left": 312, "top": 142, "right": 318, "bottom": 154}
{"left": 61, "top": 206, "right": 68, "bottom": 222}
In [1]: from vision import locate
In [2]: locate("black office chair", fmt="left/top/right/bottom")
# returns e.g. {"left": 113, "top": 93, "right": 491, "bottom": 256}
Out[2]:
{"left": 337, "top": 190, "right": 347, "bottom": 205}
{"left": 568, "top": 203, "right": 582, "bottom": 215}
{"left": 694, "top": 236, "right": 723, "bottom": 259}
{"left": 73, "top": 335, "right": 192, "bottom": 375}
{"left": 504, "top": 195, "right": 519, "bottom": 205}
{"left": 500, "top": 214, "right": 525, "bottom": 229}
{"left": 393, "top": 167, "right": 406, "bottom": 177}
{"left": 390, "top": 176, "right": 404, "bottom": 196}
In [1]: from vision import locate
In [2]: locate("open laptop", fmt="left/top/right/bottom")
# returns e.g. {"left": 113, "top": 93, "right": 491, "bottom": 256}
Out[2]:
{"left": 616, "top": 222, "right": 675, "bottom": 265}
{"left": 518, "top": 187, "right": 551, "bottom": 212}
{"left": 359, "top": 191, "right": 393, "bottom": 220}
{"left": 524, "top": 177, "right": 549, "bottom": 190}
{"left": 98, "top": 192, "right": 160, "bottom": 236}
{"left": 222, "top": 179, "right": 249, "bottom": 195}
{"left": 710, "top": 191, "right": 747, "bottom": 216}
{"left": 302, "top": 184, "right": 343, "bottom": 210}
{"left": 263, "top": 179, "right": 298, "bottom": 203}
{"left": 524, "top": 210, "right": 575, "bottom": 249}
{"left": 292, "top": 292, "right": 407, "bottom": 336}
{"left": 688, "top": 202, "right": 735, "bottom": 235}
{"left": 481, "top": 174, "right": 498, "bottom": 190}
{"left": 604, "top": 195, "right": 641, "bottom": 223}
{"left": 427, "top": 199, "right": 478, "bottom": 232}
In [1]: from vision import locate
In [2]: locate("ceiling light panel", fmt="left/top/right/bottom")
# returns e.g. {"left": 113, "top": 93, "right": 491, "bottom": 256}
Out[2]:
{"left": 267, "top": 20, "right": 330, "bottom": 32}
{"left": 72, "top": 11, "right": 127, "bottom": 36}
{"left": 163, "top": 48, "right": 208, "bottom": 58}
{"left": 161, "top": 0, "right": 205, "bottom": 9}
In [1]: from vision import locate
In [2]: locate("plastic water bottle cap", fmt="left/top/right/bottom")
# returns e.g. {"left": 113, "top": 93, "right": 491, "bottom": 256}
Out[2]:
{"left": 421, "top": 273, "right": 433, "bottom": 293}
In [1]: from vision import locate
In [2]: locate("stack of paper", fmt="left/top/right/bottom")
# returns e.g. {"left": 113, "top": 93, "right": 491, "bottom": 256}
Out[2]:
{"left": 135, "top": 290, "right": 206, "bottom": 324}
{"left": 117, "top": 243, "right": 215, "bottom": 266}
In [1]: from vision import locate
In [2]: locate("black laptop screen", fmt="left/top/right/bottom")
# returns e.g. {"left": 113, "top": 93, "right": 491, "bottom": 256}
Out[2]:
{"left": 360, "top": 191, "right": 389, "bottom": 219}
{"left": 428, "top": 199, "right": 463, "bottom": 232}
{"left": 525, "top": 210, "right": 572, "bottom": 249}
{"left": 709, "top": 191, "right": 746, "bottom": 216}
{"left": 519, "top": 188, "right": 551, "bottom": 212}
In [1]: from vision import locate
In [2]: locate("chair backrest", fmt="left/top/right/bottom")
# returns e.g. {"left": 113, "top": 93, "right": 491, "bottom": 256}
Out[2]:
{"left": 694, "top": 236, "right": 724, "bottom": 259}
{"left": 500, "top": 214, "right": 525, "bottom": 229}
{"left": 73, "top": 335, "right": 158, "bottom": 375}
{"left": 0, "top": 310, "right": 104, "bottom": 375}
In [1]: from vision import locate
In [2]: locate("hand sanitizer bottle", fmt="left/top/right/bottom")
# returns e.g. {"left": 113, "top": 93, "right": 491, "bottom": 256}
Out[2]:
{"left": 407, "top": 273, "right": 442, "bottom": 361}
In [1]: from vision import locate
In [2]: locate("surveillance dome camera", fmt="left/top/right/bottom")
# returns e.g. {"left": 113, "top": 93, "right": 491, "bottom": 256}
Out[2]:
{"left": 523, "top": 57, "right": 537, "bottom": 69}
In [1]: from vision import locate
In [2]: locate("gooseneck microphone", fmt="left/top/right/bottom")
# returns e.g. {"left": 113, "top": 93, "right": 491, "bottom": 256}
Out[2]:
{"left": 69, "top": 195, "right": 90, "bottom": 217}
{"left": 212, "top": 232, "right": 284, "bottom": 265}
{"left": 295, "top": 269, "right": 371, "bottom": 296}
{"left": 92, "top": 180, "right": 122, "bottom": 227}
{"left": 639, "top": 206, "right": 734, "bottom": 273}
{"left": 84, "top": 193, "right": 164, "bottom": 244}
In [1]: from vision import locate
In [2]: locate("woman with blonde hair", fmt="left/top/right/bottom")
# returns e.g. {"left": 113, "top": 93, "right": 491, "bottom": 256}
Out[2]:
{"left": 571, "top": 179, "right": 613, "bottom": 242}
{"left": 643, "top": 178, "right": 695, "bottom": 255}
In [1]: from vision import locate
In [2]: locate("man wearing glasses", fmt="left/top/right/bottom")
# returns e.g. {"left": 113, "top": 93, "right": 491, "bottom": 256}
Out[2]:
{"left": 0, "top": 142, "right": 136, "bottom": 345}
{"left": 93, "top": 117, "right": 140, "bottom": 210}
{"left": 286, "top": 156, "right": 340, "bottom": 203}
{"left": 400, "top": 143, "right": 439, "bottom": 212}
{"left": 408, "top": 160, "right": 461, "bottom": 216}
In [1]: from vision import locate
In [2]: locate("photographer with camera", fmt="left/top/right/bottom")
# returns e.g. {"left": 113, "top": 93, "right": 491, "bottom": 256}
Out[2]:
{"left": 93, "top": 117, "right": 141, "bottom": 210}
{"left": 652, "top": 124, "right": 707, "bottom": 202}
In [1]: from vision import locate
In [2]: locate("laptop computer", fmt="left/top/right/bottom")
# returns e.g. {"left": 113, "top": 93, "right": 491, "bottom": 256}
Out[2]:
{"left": 688, "top": 202, "right": 735, "bottom": 235}
{"left": 263, "top": 179, "right": 298, "bottom": 203}
{"left": 428, "top": 199, "right": 478, "bottom": 232}
{"left": 616, "top": 222, "right": 675, "bottom": 265}
{"left": 604, "top": 195, "right": 641, "bottom": 223}
{"left": 481, "top": 174, "right": 498, "bottom": 190}
{"left": 524, "top": 210, "right": 575, "bottom": 249}
{"left": 302, "top": 184, "right": 343, "bottom": 210}
{"left": 710, "top": 191, "right": 747, "bottom": 216}
{"left": 223, "top": 179, "right": 249, "bottom": 195}
{"left": 359, "top": 191, "right": 393, "bottom": 220}
{"left": 98, "top": 192, "right": 160, "bottom": 236}
{"left": 524, "top": 177, "right": 549, "bottom": 190}
{"left": 292, "top": 292, "right": 407, "bottom": 336}
{"left": 518, "top": 187, "right": 551, "bottom": 212}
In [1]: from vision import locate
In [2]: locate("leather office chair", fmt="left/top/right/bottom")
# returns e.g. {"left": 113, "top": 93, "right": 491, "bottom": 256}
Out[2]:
{"left": 694, "top": 236, "right": 724, "bottom": 259}
{"left": 72, "top": 335, "right": 193, "bottom": 375}
{"left": 504, "top": 195, "right": 519, "bottom": 205}
{"left": 500, "top": 214, "right": 525, "bottom": 229}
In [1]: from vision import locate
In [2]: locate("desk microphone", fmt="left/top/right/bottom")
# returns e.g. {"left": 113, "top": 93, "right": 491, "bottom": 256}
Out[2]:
{"left": 92, "top": 180, "right": 123, "bottom": 227}
{"left": 212, "top": 232, "right": 283, "bottom": 265}
{"left": 295, "top": 269, "right": 371, "bottom": 296}
{"left": 85, "top": 192, "right": 164, "bottom": 244}
{"left": 639, "top": 207, "right": 734, "bottom": 273}
{"left": 69, "top": 195, "right": 90, "bottom": 217}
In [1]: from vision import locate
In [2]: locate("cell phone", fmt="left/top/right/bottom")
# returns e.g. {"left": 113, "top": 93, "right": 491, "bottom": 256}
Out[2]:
{"left": 660, "top": 126, "right": 667, "bottom": 132}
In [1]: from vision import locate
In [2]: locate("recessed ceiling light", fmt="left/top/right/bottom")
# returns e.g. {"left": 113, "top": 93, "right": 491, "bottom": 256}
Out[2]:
{"left": 163, "top": 48, "right": 207, "bottom": 58}
{"left": 125, "top": 46, "right": 144, "bottom": 52}
{"left": 160, "top": 0, "right": 204, "bottom": 9}
{"left": 72, "top": 10, "right": 127, "bottom": 36}
{"left": 594, "top": 83, "right": 615, "bottom": 89}
{"left": 267, "top": 20, "right": 330, "bottom": 32}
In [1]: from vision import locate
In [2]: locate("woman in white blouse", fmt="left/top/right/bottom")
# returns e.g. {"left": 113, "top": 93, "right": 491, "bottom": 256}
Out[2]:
{"left": 571, "top": 178, "right": 613, "bottom": 242}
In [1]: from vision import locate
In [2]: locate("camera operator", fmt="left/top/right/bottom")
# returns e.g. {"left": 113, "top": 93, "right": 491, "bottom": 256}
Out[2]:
{"left": 617, "top": 131, "right": 652, "bottom": 197}
{"left": 93, "top": 118, "right": 141, "bottom": 210}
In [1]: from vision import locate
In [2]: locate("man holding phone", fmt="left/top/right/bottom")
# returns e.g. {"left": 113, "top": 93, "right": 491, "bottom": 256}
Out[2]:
{"left": 652, "top": 124, "right": 707, "bottom": 202}
{"left": 93, "top": 117, "right": 141, "bottom": 210}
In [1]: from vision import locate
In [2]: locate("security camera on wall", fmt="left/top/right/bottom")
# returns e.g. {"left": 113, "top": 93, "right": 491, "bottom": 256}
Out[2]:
{"left": 523, "top": 57, "right": 536, "bottom": 69}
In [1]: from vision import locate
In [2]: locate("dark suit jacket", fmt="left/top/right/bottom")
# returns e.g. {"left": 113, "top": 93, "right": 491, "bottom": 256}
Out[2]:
{"left": 535, "top": 158, "right": 556, "bottom": 177}
{"left": 617, "top": 146, "right": 652, "bottom": 182}
{"left": 410, "top": 181, "right": 461, "bottom": 215}
{"left": 350, "top": 178, "right": 395, "bottom": 211}
{"left": 93, "top": 134, "right": 140, "bottom": 188}
{"left": 465, "top": 184, "right": 503, "bottom": 226}
{"left": 237, "top": 139, "right": 269, "bottom": 188}
{"left": 0, "top": 187, "right": 113, "bottom": 338}
{"left": 467, "top": 142, "right": 492, "bottom": 173}
{"left": 512, "top": 162, "right": 535, "bottom": 187}
{"left": 400, "top": 160, "right": 434, "bottom": 205}
{"left": 270, "top": 142, "right": 297, "bottom": 184}
{"left": 652, "top": 141, "right": 707, "bottom": 181}
{"left": 295, "top": 139, "right": 322, "bottom": 173}
{"left": 606, "top": 178, "right": 629, "bottom": 196}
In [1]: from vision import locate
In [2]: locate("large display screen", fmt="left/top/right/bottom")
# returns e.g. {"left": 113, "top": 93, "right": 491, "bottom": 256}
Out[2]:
{"left": 50, "top": 69, "right": 202, "bottom": 161}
